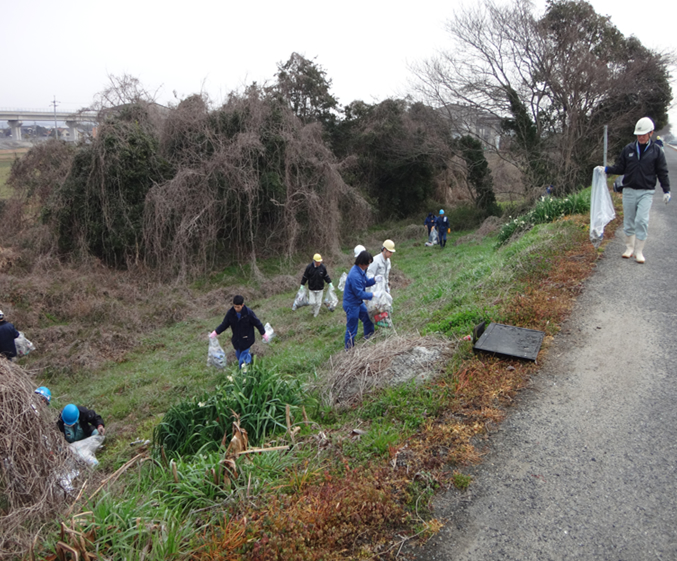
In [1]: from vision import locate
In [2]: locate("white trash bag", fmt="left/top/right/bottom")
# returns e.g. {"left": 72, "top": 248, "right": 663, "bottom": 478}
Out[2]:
{"left": 263, "top": 322, "right": 275, "bottom": 342}
{"left": 207, "top": 336, "right": 227, "bottom": 369}
{"left": 15, "top": 332, "right": 36, "bottom": 357}
{"left": 425, "top": 228, "right": 439, "bottom": 247}
{"left": 292, "top": 286, "right": 309, "bottom": 310}
{"left": 324, "top": 285, "right": 339, "bottom": 311}
{"left": 590, "top": 167, "right": 615, "bottom": 246}
{"left": 337, "top": 272, "right": 347, "bottom": 292}
{"left": 69, "top": 434, "right": 105, "bottom": 467}
{"left": 365, "top": 279, "right": 393, "bottom": 315}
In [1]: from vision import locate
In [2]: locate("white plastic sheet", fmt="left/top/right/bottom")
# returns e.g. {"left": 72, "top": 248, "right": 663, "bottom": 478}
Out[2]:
{"left": 69, "top": 434, "right": 105, "bottom": 467}
{"left": 207, "top": 336, "right": 227, "bottom": 369}
{"left": 590, "top": 167, "right": 615, "bottom": 245}
{"left": 292, "top": 286, "right": 309, "bottom": 310}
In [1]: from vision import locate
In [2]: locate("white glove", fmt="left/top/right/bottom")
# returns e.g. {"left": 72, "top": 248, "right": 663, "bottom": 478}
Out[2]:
{"left": 595, "top": 165, "right": 606, "bottom": 173}
{"left": 664, "top": 193, "right": 671, "bottom": 204}
{"left": 374, "top": 275, "right": 384, "bottom": 283}
{"left": 372, "top": 290, "right": 383, "bottom": 299}
{"left": 300, "top": 284, "right": 304, "bottom": 290}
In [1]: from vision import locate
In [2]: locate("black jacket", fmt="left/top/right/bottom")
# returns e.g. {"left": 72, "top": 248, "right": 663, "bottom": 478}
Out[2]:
{"left": 215, "top": 305, "right": 265, "bottom": 351}
{"left": 606, "top": 140, "right": 670, "bottom": 193}
{"left": 301, "top": 263, "right": 332, "bottom": 291}
{"left": 57, "top": 405, "right": 105, "bottom": 439}
{"left": 0, "top": 320, "right": 19, "bottom": 359}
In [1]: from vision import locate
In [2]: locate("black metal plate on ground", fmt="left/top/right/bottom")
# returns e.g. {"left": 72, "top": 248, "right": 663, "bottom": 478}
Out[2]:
{"left": 473, "top": 322, "right": 545, "bottom": 361}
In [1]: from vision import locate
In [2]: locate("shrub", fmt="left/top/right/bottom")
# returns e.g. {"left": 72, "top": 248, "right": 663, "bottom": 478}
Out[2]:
{"left": 153, "top": 359, "right": 308, "bottom": 456}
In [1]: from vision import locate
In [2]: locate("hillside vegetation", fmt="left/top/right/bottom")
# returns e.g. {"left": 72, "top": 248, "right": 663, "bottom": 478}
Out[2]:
{"left": 0, "top": 184, "right": 619, "bottom": 559}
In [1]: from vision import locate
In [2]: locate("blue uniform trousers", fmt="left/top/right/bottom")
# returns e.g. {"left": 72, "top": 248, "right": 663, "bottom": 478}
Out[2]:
{"left": 344, "top": 303, "right": 374, "bottom": 349}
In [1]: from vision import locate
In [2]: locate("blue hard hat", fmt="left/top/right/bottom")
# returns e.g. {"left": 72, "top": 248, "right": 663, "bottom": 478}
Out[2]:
{"left": 61, "top": 404, "right": 80, "bottom": 425}
{"left": 439, "top": 209, "right": 445, "bottom": 215}
{"left": 35, "top": 386, "right": 51, "bottom": 405}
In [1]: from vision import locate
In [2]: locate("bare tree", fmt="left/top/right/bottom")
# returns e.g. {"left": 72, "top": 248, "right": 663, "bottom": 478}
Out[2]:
{"left": 412, "top": 0, "right": 673, "bottom": 194}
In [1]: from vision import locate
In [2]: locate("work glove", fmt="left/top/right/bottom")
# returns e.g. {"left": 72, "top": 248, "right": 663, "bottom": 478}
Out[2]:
{"left": 594, "top": 165, "right": 606, "bottom": 173}
{"left": 300, "top": 284, "right": 304, "bottom": 290}
{"left": 374, "top": 275, "right": 384, "bottom": 283}
{"left": 97, "top": 425, "right": 105, "bottom": 436}
{"left": 262, "top": 333, "right": 270, "bottom": 343}
{"left": 209, "top": 330, "right": 217, "bottom": 338}
{"left": 372, "top": 290, "right": 383, "bottom": 300}
{"left": 329, "top": 282, "right": 334, "bottom": 287}
{"left": 664, "top": 193, "right": 671, "bottom": 204}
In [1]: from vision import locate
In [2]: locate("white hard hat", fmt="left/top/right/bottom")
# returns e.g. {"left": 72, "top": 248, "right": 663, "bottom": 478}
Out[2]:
{"left": 353, "top": 244, "right": 366, "bottom": 258}
{"left": 0, "top": 310, "right": 4, "bottom": 320}
{"left": 634, "top": 117, "right": 655, "bottom": 135}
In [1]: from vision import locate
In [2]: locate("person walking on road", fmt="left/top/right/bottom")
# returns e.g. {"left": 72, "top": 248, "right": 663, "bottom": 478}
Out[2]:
{"left": 210, "top": 295, "right": 269, "bottom": 370}
{"left": 300, "top": 253, "right": 333, "bottom": 317}
{"left": 436, "top": 210, "right": 450, "bottom": 248}
{"left": 604, "top": 116, "right": 670, "bottom": 263}
{"left": 343, "top": 251, "right": 384, "bottom": 349}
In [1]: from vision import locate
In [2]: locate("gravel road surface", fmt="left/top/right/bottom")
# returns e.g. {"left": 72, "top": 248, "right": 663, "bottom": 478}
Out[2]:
{"left": 412, "top": 147, "right": 677, "bottom": 560}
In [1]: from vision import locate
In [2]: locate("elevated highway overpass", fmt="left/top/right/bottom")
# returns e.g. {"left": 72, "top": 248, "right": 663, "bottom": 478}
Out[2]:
{"left": 0, "top": 108, "right": 98, "bottom": 141}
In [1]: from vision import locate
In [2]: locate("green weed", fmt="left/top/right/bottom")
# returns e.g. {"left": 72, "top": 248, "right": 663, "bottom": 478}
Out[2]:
{"left": 153, "top": 359, "right": 310, "bottom": 455}
{"left": 452, "top": 472, "right": 472, "bottom": 490}
{"left": 497, "top": 190, "right": 590, "bottom": 244}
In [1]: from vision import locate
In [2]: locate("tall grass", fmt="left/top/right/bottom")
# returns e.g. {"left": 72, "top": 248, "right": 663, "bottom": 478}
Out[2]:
{"left": 153, "top": 359, "right": 309, "bottom": 456}
{"left": 497, "top": 190, "right": 590, "bottom": 245}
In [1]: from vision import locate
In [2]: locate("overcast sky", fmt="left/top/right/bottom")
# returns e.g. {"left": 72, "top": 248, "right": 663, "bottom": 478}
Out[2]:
{"left": 3, "top": 0, "right": 676, "bottom": 122}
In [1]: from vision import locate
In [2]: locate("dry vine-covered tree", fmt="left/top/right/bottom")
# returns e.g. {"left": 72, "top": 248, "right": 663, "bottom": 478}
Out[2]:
{"left": 145, "top": 87, "right": 370, "bottom": 280}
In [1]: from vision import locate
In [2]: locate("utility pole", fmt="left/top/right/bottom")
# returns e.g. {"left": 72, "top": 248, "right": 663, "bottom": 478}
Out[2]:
{"left": 51, "top": 95, "right": 60, "bottom": 140}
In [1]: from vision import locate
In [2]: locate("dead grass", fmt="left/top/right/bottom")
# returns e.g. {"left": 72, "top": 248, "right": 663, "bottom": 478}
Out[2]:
{"left": 316, "top": 334, "right": 452, "bottom": 408}
{"left": 0, "top": 360, "right": 87, "bottom": 559}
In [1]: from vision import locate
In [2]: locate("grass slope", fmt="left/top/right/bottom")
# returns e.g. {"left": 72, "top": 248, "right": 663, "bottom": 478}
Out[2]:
{"left": 26, "top": 195, "right": 618, "bottom": 560}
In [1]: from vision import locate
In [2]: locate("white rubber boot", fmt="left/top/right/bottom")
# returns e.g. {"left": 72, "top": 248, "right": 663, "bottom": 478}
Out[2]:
{"left": 622, "top": 234, "right": 635, "bottom": 258}
{"left": 634, "top": 239, "right": 646, "bottom": 264}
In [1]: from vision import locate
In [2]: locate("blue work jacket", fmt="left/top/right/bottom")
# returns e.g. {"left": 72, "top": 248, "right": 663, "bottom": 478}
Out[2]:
{"left": 343, "top": 265, "right": 376, "bottom": 308}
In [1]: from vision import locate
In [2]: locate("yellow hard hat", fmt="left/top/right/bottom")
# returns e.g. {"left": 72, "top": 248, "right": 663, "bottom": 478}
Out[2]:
{"left": 313, "top": 253, "right": 323, "bottom": 262}
{"left": 383, "top": 239, "right": 396, "bottom": 252}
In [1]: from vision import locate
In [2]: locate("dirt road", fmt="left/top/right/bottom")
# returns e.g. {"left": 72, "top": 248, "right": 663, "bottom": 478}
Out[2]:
{"left": 412, "top": 147, "right": 677, "bottom": 560}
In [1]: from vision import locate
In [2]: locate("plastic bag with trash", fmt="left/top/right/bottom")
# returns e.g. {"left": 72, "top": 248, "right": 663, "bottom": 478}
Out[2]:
{"left": 590, "top": 166, "right": 615, "bottom": 246}
{"left": 337, "top": 272, "right": 347, "bottom": 292}
{"left": 15, "top": 332, "right": 36, "bottom": 357}
{"left": 69, "top": 434, "right": 105, "bottom": 467}
{"left": 292, "top": 285, "right": 309, "bottom": 310}
{"left": 324, "top": 284, "right": 339, "bottom": 311}
{"left": 425, "top": 227, "right": 439, "bottom": 247}
{"left": 263, "top": 322, "right": 275, "bottom": 342}
{"left": 365, "top": 279, "right": 393, "bottom": 315}
{"left": 207, "top": 336, "right": 227, "bottom": 369}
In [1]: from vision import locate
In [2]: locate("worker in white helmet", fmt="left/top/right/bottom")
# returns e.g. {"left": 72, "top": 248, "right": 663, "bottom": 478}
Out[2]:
{"left": 603, "top": 116, "right": 670, "bottom": 264}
